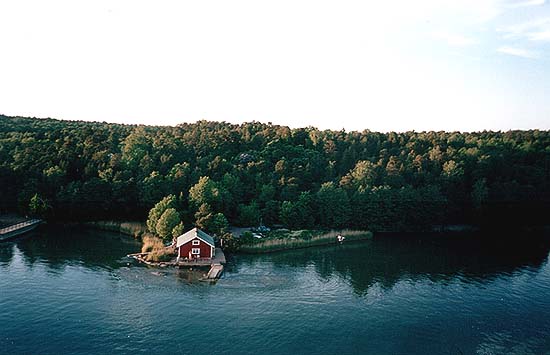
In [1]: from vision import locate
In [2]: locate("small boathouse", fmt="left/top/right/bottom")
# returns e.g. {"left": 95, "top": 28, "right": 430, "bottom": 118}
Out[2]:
{"left": 128, "top": 227, "right": 225, "bottom": 280}
{"left": 176, "top": 228, "right": 215, "bottom": 262}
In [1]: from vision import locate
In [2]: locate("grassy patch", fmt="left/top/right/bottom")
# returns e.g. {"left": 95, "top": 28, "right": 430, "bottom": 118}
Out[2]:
{"left": 146, "top": 249, "right": 174, "bottom": 262}
{"left": 239, "top": 229, "right": 372, "bottom": 253}
{"left": 141, "top": 235, "right": 175, "bottom": 262}
{"left": 141, "top": 235, "right": 165, "bottom": 253}
{"left": 84, "top": 220, "right": 148, "bottom": 239}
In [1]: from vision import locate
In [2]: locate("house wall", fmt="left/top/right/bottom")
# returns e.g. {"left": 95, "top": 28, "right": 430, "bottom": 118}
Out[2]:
{"left": 178, "top": 238, "right": 212, "bottom": 259}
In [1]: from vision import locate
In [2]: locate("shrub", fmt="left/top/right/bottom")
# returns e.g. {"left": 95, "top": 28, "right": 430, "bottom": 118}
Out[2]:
{"left": 220, "top": 231, "right": 241, "bottom": 253}
{"left": 241, "top": 231, "right": 254, "bottom": 243}
{"left": 146, "top": 249, "right": 173, "bottom": 262}
{"left": 141, "top": 235, "right": 164, "bottom": 253}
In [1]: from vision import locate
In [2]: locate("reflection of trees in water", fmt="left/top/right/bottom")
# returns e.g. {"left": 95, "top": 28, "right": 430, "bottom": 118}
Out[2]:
{"left": 0, "top": 243, "right": 14, "bottom": 265}
{"left": 344, "top": 235, "right": 548, "bottom": 295}
{"left": 3, "top": 227, "right": 141, "bottom": 271}
{"left": 7, "top": 228, "right": 549, "bottom": 295}
{"left": 235, "top": 233, "right": 550, "bottom": 295}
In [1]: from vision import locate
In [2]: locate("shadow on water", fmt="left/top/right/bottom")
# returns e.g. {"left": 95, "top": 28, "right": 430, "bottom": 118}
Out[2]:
{"left": 231, "top": 232, "right": 550, "bottom": 295}
{"left": 0, "top": 225, "right": 141, "bottom": 271}
{"left": 0, "top": 242, "right": 14, "bottom": 265}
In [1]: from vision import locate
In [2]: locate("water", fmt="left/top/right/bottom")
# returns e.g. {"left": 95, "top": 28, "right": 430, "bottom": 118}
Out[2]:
{"left": 1, "top": 228, "right": 550, "bottom": 355}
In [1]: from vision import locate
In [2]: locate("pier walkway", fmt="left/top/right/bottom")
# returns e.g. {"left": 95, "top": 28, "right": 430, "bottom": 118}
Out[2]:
{"left": 205, "top": 264, "right": 224, "bottom": 280}
{"left": 0, "top": 219, "right": 42, "bottom": 241}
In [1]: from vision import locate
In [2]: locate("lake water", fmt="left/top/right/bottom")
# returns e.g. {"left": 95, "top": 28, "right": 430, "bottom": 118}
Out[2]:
{"left": 1, "top": 228, "right": 550, "bottom": 355}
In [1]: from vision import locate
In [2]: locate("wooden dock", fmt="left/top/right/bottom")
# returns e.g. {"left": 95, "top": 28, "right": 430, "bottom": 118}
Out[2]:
{"left": 128, "top": 247, "right": 226, "bottom": 280}
{"left": 179, "top": 248, "right": 226, "bottom": 280}
{"left": 204, "top": 264, "right": 224, "bottom": 280}
{"left": 176, "top": 248, "right": 226, "bottom": 266}
{"left": 0, "top": 219, "right": 42, "bottom": 242}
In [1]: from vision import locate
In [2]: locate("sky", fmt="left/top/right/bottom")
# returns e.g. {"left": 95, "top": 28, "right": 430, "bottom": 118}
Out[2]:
{"left": 1, "top": 0, "right": 549, "bottom": 132}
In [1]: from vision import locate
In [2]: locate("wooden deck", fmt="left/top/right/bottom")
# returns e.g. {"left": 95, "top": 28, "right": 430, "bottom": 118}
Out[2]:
{"left": 0, "top": 219, "right": 42, "bottom": 242}
{"left": 128, "top": 248, "right": 226, "bottom": 280}
{"left": 176, "top": 248, "right": 226, "bottom": 266}
{"left": 204, "top": 264, "right": 224, "bottom": 280}
{"left": 178, "top": 248, "right": 226, "bottom": 281}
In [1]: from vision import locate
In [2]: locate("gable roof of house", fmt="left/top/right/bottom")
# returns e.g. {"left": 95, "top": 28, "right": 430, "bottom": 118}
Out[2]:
{"left": 176, "top": 228, "right": 215, "bottom": 248}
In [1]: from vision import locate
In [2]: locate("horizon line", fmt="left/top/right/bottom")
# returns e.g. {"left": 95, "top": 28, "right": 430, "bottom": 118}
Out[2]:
{"left": 1, "top": 113, "right": 548, "bottom": 135}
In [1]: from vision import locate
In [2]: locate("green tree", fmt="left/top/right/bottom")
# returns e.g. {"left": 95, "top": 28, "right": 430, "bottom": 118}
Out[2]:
{"left": 279, "top": 192, "right": 314, "bottom": 229}
{"left": 121, "top": 128, "right": 151, "bottom": 171}
{"left": 218, "top": 231, "right": 240, "bottom": 252}
{"left": 147, "top": 194, "right": 177, "bottom": 234}
{"left": 442, "top": 160, "right": 464, "bottom": 180}
{"left": 139, "top": 171, "right": 168, "bottom": 206}
{"left": 28, "top": 193, "right": 50, "bottom": 218}
{"left": 316, "top": 182, "right": 350, "bottom": 228}
{"left": 261, "top": 200, "right": 280, "bottom": 226}
{"left": 189, "top": 176, "right": 221, "bottom": 210}
{"left": 209, "top": 213, "right": 229, "bottom": 236}
{"left": 472, "top": 178, "right": 489, "bottom": 211}
{"left": 155, "top": 208, "right": 181, "bottom": 242}
{"left": 195, "top": 203, "right": 213, "bottom": 231}
{"left": 172, "top": 221, "right": 185, "bottom": 239}
{"left": 2, "top": 115, "right": 550, "bottom": 231}
{"left": 341, "top": 160, "right": 378, "bottom": 190}
{"left": 194, "top": 203, "right": 228, "bottom": 236}
{"left": 237, "top": 202, "right": 261, "bottom": 227}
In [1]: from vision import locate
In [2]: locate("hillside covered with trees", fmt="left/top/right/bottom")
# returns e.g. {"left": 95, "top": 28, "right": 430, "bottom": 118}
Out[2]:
{"left": 1, "top": 115, "right": 549, "bottom": 233}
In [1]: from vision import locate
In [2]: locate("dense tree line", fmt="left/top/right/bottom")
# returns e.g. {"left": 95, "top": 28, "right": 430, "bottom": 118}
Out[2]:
{"left": 1, "top": 115, "right": 549, "bottom": 232}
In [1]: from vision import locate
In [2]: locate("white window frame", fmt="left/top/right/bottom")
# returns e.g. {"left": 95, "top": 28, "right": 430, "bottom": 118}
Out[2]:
{"left": 191, "top": 248, "right": 200, "bottom": 255}
{"left": 192, "top": 240, "right": 200, "bottom": 246}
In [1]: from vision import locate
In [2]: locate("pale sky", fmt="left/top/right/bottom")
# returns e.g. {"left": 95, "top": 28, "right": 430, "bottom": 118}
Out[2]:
{"left": 1, "top": 0, "right": 549, "bottom": 132}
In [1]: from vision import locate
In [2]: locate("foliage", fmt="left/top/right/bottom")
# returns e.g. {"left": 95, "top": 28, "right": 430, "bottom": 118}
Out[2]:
{"left": 146, "top": 194, "right": 177, "bottom": 234}
{"left": 239, "top": 230, "right": 373, "bottom": 253}
{"left": 279, "top": 192, "right": 314, "bottom": 229}
{"left": 28, "top": 193, "right": 50, "bottom": 218}
{"left": 236, "top": 202, "right": 261, "bottom": 227}
{"left": 316, "top": 182, "right": 350, "bottom": 229}
{"left": 141, "top": 235, "right": 165, "bottom": 253}
{"left": 1, "top": 115, "right": 549, "bottom": 231}
{"left": 141, "top": 235, "right": 174, "bottom": 261}
{"left": 472, "top": 178, "right": 488, "bottom": 211}
{"left": 146, "top": 249, "right": 174, "bottom": 262}
{"left": 188, "top": 176, "right": 221, "bottom": 211}
{"left": 155, "top": 208, "right": 181, "bottom": 242}
{"left": 172, "top": 221, "right": 185, "bottom": 239}
{"left": 194, "top": 203, "right": 229, "bottom": 236}
{"left": 219, "top": 231, "right": 241, "bottom": 253}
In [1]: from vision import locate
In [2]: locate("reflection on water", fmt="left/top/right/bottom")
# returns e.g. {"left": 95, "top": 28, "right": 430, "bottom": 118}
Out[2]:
{"left": 0, "top": 226, "right": 141, "bottom": 271}
{"left": 233, "top": 233, "right": 550, "bottom": 295}
{"left": 1, "top": 228, "right": 550, "bottom": 355}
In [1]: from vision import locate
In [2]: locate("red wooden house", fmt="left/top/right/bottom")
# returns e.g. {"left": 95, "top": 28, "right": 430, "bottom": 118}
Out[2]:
{"left": 176, "top": 228, "right": 216, "bottom": 261}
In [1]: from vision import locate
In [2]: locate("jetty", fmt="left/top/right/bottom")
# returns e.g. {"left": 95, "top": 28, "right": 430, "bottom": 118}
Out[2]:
{"left": 204, "top": 264, "right": 224, "bottom": 280}
{"left": 0, "top": 219, "right": 42, "bottom": 242}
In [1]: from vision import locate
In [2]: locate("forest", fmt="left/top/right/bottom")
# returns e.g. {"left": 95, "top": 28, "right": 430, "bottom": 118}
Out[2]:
{"left": 1, "top": 115, "right": 549, "bottom": 233}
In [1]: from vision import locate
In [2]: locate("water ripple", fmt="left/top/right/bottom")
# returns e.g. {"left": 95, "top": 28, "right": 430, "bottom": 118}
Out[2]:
{"left": 2, "top": 232, "right": 550, "bottom": 355}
